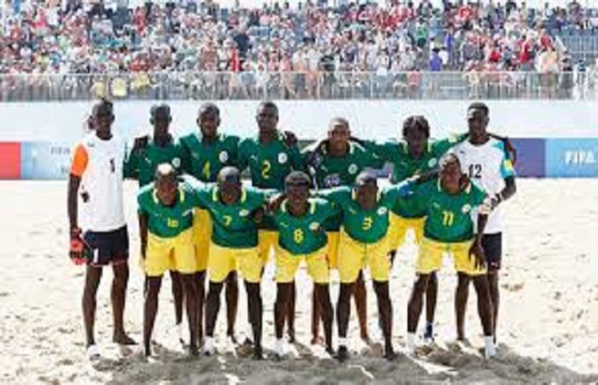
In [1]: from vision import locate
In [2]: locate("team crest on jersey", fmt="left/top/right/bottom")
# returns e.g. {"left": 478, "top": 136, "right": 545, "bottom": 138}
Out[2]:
{"left": 462, "top": 204, "right": 472, "bottom": 214}
{"left": 219, "top": 151, "right": 229, "bottom": 163}
{"left": 172, "top": 157, "right": 181, "bottom": 168}
{"left": 428, "top": 158, "right": 437, "bottom": 168}
{"left": 323, "top": 174, "right": 341, "bottom": 188}
{"left": 348, "top": 164, "right": 358, "bottom": 174}
{"left": 309, "top": 222, "right": 320, "bottom": 231}
{"left": 278, "top": 153, "right": 288, "bottom": 164}
{"left": 377, "top": 207, "right": 388, "bottom": 216}
{"left": 239, "top": 209, "right": 250, "bottom": 217}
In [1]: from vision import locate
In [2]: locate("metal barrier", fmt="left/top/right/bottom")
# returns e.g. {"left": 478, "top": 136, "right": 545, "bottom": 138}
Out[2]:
{"left": 0, "top": 71, "right": 595, "bottom": 102}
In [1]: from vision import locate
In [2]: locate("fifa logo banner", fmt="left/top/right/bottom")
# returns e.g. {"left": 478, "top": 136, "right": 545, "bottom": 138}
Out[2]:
{"left": 20, "top": 142, "right": 72, "bottom": 180}
{"left": 546, "top": 139, "right": 598, "bottom": 178}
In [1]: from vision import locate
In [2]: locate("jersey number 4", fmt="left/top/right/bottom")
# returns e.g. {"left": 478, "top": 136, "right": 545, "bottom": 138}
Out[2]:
{"left": 468, "top": 164, "right": 482, "bottom": 179}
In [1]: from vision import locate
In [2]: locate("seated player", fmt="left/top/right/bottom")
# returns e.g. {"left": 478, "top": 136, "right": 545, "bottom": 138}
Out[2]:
{"left": 318, "top": 170, "right": 416, "bottom": 362}
{"left": 184, "top": 167, "right": 274, "bottom": 360}
{"left": 405, "top": 153, "right": 497, "bottom": 359}
{"left": 270, "top": 171, "right": 338, "bottom": 358}
{"left": 137, "top": 164, "right": 199, "bottom": 356}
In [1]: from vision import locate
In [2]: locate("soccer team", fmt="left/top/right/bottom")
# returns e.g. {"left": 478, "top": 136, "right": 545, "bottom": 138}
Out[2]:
{"left": 67, "top": 99, "right": 517, "bottom": 362}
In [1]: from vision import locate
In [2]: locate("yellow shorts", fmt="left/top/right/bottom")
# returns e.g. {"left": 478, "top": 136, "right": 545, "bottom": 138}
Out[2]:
{"left": 338, "top": 231, "right": 391, "bottom": 283}
{"left": 144, "top": 229, "right": 196, "bottom": 277}
{"left": 275, "top": 246, "right": 329, "bottom": 284}
{"left": 327, "top": 231, "right": 340, "bottom": 270}
{"left": 416, "top": 238, "right": 487, "bottom": 276}
{"left": 192, "top": 208, "right": 212, "bottom": 272}
{"left": 258, "top": 230, "right": 279, "bottom": 265}
{"left": 208, "top": 242, "right": 262, "bottom": 284}
{"left": 387, "top": 213, "right": 425, "bottom": 251}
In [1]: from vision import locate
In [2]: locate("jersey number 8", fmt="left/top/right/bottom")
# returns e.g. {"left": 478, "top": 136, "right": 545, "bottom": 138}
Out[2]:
{"left": 294, "top": 229, "right": 304, "bottom": 243}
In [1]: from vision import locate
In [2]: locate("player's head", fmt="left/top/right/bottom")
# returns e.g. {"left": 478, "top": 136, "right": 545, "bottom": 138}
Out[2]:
{"left": 154, "top": 163, "right": 178, "bottom": 206}
{"left": 217, "top": 166, "right": 242, "bottom": 205}
{"left": 402, "top": 115, "right": 430, "bottom": 158}
{"left": 439, "top": 153, "right": 464, "bottom": 194}
{"left": 256, "top": 101, "right": 279, "bottom": 134}
{"left": 327, "top": 117, "right": 351, "bottom": 154}
{"left": 92, "top": 98, "right": 114, "bottom": 137}
{"left": 285, "top": 171, "right": 311, "bottom": 206}
{"left": 354, "top": 170, "right": 378, "bottom": 209}
{"left": 467, "top": 102, "right": 489, "bottom": 143}
{"left": 197, "top": 103, "right": 220, "bottom": 138}
{"left": 150, "top": 104, "right": 172, "bottom": 138}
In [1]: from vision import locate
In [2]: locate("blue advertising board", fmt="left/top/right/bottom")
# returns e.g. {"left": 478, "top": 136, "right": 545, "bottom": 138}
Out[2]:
{"left": 20, "top": 142, "right": 71, "bottom": 180}
{"left": 510, "top": 138, "right": 546, "bottom": 178}
{"left": 546, "top": 138, "right": 598, "bottom": 178}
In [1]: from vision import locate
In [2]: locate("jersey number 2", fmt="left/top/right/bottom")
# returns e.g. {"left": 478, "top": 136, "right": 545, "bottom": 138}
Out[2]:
{"left": 261, "top": 160, "right": 271, "bottom": 180}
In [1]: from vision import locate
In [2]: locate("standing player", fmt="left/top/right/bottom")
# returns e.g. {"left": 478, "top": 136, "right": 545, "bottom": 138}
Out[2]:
{"left": 365, "top": 116, "right": 467, "bottom": 341}
{"left": 318, "top": 171, "right": 415, "bottom": 362}
{"left": 451, "top": 103, "right": 517, "bottom": 345}
{"left": 180, "top": 103, "right": 241, "bottom": 344}
{"left": 124, "top": 104, "right": 187, "bottom": 344}
{"left": 68, "top": 99, "right": 135, "bottom": 358}
{"left": 405, "top": 153, "right": 497, "bottom": 358}
{"left": 304, "top": 117, "right": 384, "bottom": 345}
{"left": 270, "top": 172, "right": 337, "bottom": 358}
{"left": 237, "top": 101, "right": 303, "bottom": 341}
{"left": 184, "top": 167, "right": 274, "bottom": 360}
{"left": 137, "top": 164, "right": 200, "bottom": 357}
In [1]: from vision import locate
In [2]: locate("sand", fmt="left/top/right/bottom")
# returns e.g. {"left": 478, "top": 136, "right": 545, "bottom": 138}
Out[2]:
{"left": 0, "top": 179, "right": 597, "bottom": 385}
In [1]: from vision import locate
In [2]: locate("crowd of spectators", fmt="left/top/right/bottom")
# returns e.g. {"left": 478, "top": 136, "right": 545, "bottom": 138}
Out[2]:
{"left": 0, "top": 0, "right": 596, "bottom": 101}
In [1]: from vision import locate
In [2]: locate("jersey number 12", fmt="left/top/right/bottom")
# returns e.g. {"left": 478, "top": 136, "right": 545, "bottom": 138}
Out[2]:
{"left": 468, "top": 164, "right": 482, "bottom": 179}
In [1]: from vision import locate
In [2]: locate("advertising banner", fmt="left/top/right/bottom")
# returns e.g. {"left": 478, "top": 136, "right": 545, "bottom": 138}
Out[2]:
{"left": 20, "top": 142, "right": 72, "bottom": 180}
{"left": 546, "top": 138, "right": 598, "bottom": 178}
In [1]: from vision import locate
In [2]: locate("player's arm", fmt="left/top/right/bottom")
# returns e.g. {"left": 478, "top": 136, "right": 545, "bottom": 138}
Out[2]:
{"left": 359, "top": 139, "right": 397, "bottom": 163}
{"left": 179, "top": 139, "right": 192, "bottom": 174}
{"left": 236, "top": 139, "right": 249, "bottom": 173}
{"left": 492, "top": 145, "right": 517, "bottom": 208}
{"left": 123, "top": 136, "right": 148, "bottom": 179}
{"left": 489, "top": 133, "right": 518, "bottom": 166}
{"left": 469, "top": 185, "right": 494, "bottom": 269}
{"left": 431, "top": 133, "right": 469, "bottom": 156}
{"left": 138, "top": 210, "right": 149, "bottom": 260}
{"left": 68, "top": 144, "right": 88, "bottom": 231}
{"left": 315, "top": 186, "right": 351, "bottom": 206}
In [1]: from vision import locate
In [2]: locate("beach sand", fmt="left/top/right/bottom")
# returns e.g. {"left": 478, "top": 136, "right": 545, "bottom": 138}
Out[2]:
{"left": 0, "top": 179, "right": 597, "bottom": 384}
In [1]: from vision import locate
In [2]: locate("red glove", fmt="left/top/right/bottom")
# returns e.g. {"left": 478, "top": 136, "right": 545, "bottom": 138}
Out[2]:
{"left": 70, "top": 228, "right": 87, "bottom": 265}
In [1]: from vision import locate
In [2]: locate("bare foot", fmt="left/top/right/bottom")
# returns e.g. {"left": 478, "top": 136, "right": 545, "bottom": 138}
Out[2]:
{"left": 113, "top": 333, "right": 136, "bottom": 346}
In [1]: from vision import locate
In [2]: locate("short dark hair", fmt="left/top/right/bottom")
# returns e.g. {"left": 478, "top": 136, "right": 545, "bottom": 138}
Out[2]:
{"left": 151, "top": 103, "right": 171, "bottom": 119}
{"left": 468, "top": 102, "right": 489, "bottom": 117}
{"left": 198, "top": 102, "right": 220, "bottom": 117}
{"left": 330, "top": 117, "right": 350, "bottom": 130}
{"left": 439, "top": 152, "right": 461, "bottom": 170}
{"left": 402, "top": 115, "right": 430, "bottom": 138}
{"left": 285, "top": 171, "right": 312, "bottom": 187}
{"left": 218, "top": 166, "right": 241, "bottom": 184}
{"left": 92, "top": 98, "right": 113, "bottom": 116}
{"left": 257, "top": 101, "right": 278, "bottom": 116}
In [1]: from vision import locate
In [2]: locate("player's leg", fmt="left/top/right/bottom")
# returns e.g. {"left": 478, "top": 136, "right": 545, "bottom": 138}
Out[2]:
{"left": 354, "top": 271, "right": 369, "bottom": 343}
{"left": 225, "top": 271, "right": 239, "bottom": 342}
{"left": 274, "top": 282, "right": 292, "bottom": 357}
{"left": 306, "top": 250, "right": 333, "bottom": 354}
{"left": 238, "top": 247, "right": 265, "bottom": 359}
{"left": 336, "top": 233, "right": 364, "bottom": 361}
{"left": 407, "top": 238, "right": 443, "bottom": 353}
{"left": 245, "top": 280, "right": 263, "bottom": 359}
{"left": 310, "top": 287, "right": 322, "bottom": 345}
{"left": 472, "top": 274, "right": 496, "bottom": 358}
{"left": 424, "top": 272, "right": 438, "bottom": 341}
{"left": 369, "top": 240, "right": 395, "bottom": 359}
{"left": 204, "top": 281, "right": 224, "bottom": 355}
{"left": 287, "top": 281, "right": 296, "bottom": 343}
{"left": 455, "top": 272, "right": 471, "bottom": 341}
{"left": 143, "top": 275, "right": 163, "bottom": 356}
{"left": 169, "top": 271, "right": 184, "bottom": 343}
{"left": 195, "top": 270, "right": 206, "bottom": 344}
{"left": 82, "top": 265, "right": 102, "bottom": 349}
{"left": 180, "top": 273, "right": 199, "bottom": 355}
{"left": 406, "top": 273, "right": 430, "bottom": 353}
{"left": 336, "top": 281, "right": 354, "bottom": 362}
{"left": 111, "top": 263, "right": 135, "bottom": 344}
{"left": 482, "top": 233, "right": 503, "bottom": 343}
{"left": 203, "top": 243, "right": 235, "bottom": 355}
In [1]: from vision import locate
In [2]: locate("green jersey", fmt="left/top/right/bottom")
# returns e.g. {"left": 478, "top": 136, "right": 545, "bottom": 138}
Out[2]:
{"left": 125, "top": 137, "right": 185, "bottom": 187}
{"left": 137, "top": 182, "right": 196, "bottom": 238}
{"left": 303, "top": 141, "right": 384, "bottom": 232}
{"left": 238, "top": 132, "right": 304, "bottom": 230}
{"left": 180, "top": 132, "right": 240, "bottom": 182}
{"left": 411, "top": 180, "right": 487, "bottom": 243}
{"left": 319, "top": 184, "right": 411, "bottom": 244}
{"left": 192, "top": 182, "right": 272, "bottom": 249}
{"left": 366, "top": 134, "right": 466, "bottom": 218}
{"left": 273, "top": 198, "right": 339, "bottom": 255}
